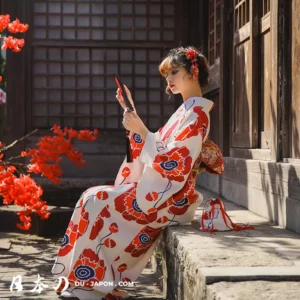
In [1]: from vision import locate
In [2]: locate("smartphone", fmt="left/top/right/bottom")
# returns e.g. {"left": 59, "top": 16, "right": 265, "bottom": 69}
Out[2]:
{"left": 114, "top": 74, "right": 134, "bottom": 112}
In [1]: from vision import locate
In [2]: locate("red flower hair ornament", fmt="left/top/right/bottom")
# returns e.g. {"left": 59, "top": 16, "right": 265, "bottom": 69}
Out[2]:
{"left": 185, "top": 49, "right": 199, "bottom": 80}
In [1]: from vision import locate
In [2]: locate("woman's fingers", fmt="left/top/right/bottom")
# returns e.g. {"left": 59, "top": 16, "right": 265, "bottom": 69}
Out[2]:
{"left": 124, "top": 85, "right": 131, "bottom": 96}
{"left": 116, "top": 88, "right": 126, "bottom": 109}
{"left": 123, "top": 85, "right": 136, "bottom": 110}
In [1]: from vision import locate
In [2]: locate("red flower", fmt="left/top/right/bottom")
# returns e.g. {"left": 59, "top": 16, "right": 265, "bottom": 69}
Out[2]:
{"left": 100, "top": 205, "right": 111, "bottom": 218}
{"left": 8, "top": 18, "right": 28, "bottom": 33}
{"left": 104, "top": 238, "right": 116, "bottom": 248}
{"left": 145, "top": 191, "right": 159, "bottom": 202}
{"left": 125, "top": 226, "right": 162, "bottom": 257}
{"left": 69, "top": 248, "right": 106, "bottom": 287}
{"left": 58, "top": 208, "right": 89, "bottom": 256}
{"left": 168, "top": 193, "right": 198, "bottom": 215}
{"left": 114, "top": 187, "right": 157, "bottom": 225}
{"left": 96, "top": 190, "right": 109, "bottom": 200}
{"left": 89, "top": 213, "right": 104, "bottom": 240}
{"left": 58, "top": 221, "right": 77, "bottom": 256}
{"left": 2, "top": 36, "right": 25, "bottom": 52}
{"left": 153, "top": 147, "right": 192, "bottom": 182}
{"left": 130, "top": 133, "right": 144, "bottom": 159}
{"left": 176, "top": 107, "right": 209, "bottom": 141}
{"left": 185, "top": 49, "right": 198, "bottom": 60}
{"left": 0, "top": 14, "right": 10, "bottom": 32}
{"left": 78, "top": 209, "right": 89, "bottom": 233}
{"left": 77, "top": 129, "right": 99, "bottom": 141}
{"left": 157, "top": 216, "right": 169, "bottom": 224}
{"left": 109, "top": 223, "right": 119, "bottom": 233}
{"left": 117, "top": 263, "right": 128, "bottom": 273}
{"left": 121, "top": 167, "right": 131, "bottom": 178}
{"left": 0, "top": 173, "right": 49, "bottom": 230}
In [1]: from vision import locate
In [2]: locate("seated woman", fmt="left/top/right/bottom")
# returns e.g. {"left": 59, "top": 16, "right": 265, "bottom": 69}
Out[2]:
{"left": 51, "top": 46, "right": 219, "bottom": 300}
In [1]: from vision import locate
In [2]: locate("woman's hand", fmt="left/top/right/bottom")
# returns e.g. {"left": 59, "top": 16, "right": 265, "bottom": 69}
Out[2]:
{"left": 122, "top": 110, "right": 149, "bottom": 140}
{"left": 116, "top": 85, "right": 136, "bottom": 112}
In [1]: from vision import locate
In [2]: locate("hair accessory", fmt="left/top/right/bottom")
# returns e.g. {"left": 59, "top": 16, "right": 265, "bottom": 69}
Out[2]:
{"left": 185, "top": 49, "right": 199, "bottom": 80}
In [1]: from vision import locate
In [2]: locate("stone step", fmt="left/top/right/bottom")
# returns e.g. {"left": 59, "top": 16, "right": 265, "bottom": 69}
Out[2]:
{"left": 34, "top": 177, "right": 115, "bottom": 207}
{"left": 206, "top": 281, "right": 300, "bottom": 300}
{"left": 0, "top": 178, "right": 116, "bottom": 236}
{"left": 0, "top": 205, "right": 73, "bottom": 237}
{"left": 153, "top": 186, "right": 300, "bottom": 300}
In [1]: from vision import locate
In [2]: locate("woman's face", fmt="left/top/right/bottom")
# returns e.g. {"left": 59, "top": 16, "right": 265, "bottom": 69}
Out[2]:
{"left": 165, "top": 65, "right": 193, "bottom": 95}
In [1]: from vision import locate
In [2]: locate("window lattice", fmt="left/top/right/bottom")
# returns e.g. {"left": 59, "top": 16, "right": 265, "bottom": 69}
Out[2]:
{"left": 208, "top": 0, "right": 221, "bottom": 65}
{"left": 32, "top": 47, "right": 172, "bottom": 129}
{"left": 33, "top": 0, "right": 176, "bottom": 42}
{"left": 234, "top": 0, "right": 250, "bottom": 31}
{"left": 260, "top": 0, "right": 270, "bottom": 17}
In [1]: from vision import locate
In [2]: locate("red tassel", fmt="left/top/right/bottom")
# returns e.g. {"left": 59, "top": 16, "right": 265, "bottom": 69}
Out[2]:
{"left": 201, "top": 198, "right": 255, "bottom": 233}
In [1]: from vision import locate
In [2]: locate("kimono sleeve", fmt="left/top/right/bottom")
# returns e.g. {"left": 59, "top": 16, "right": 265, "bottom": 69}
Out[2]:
{"left": 114, "top": 131, "right": 161, "bottom": 186}
{"left": 136, "top": 106, "right": 210, "bottom": 214}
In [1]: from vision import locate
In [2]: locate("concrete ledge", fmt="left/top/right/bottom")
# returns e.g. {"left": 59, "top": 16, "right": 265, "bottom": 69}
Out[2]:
{"left": 34, "top": 177, "right": 115, "bottom": 188}
{"left": 201, "top": 267, "right": 300, "bottom": 284}
{"left": 31, "top": 177, "right": 115, "bottom": 206}
{"left": 0, "top": 205, "right": 73, "bottom": 236}
{"left": 154, "top": 187, "right": 300, "bottom": 300}
{"left": 206, "top": 281, "right": 300, "bottom": 300}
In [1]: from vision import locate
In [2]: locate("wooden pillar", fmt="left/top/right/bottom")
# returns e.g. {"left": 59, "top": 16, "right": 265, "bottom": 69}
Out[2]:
{"left": 2, "top": 0, "right": 28, "bottom": 157}
{"left": 270, "top": 0, "right": 280, "bottom": 161}
{"left": 218, "top": 0, "right": 232, "bottom": 156}
{"left": 249, "top": 0, "right": 259, "bottom": 148}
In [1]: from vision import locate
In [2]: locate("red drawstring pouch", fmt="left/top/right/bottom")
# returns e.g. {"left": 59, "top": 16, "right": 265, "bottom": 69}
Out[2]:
{"left": 199, "top": 197, "right": 255, "bottom": 234}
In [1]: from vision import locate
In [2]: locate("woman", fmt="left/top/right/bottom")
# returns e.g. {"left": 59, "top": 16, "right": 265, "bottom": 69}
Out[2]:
{"left": 52, "top": 46, "right": 214, "bottom": 300}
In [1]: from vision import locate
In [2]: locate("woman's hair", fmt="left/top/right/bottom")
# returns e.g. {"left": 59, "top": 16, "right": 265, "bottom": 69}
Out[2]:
{"left": 159, "top": 46, "right": 209, "bottom": 95}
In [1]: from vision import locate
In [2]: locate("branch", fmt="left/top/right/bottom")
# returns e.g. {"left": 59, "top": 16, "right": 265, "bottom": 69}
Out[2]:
{"left": 0, "top": 129, "right": 39, "bottom": 154}
{"left": 0, "top": 160, "right": 28, "bottom": 174}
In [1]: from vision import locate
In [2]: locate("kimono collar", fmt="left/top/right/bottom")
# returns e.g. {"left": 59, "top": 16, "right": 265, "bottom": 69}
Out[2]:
{"left": 183, "top": 96, "right": 215, "bottom": 112}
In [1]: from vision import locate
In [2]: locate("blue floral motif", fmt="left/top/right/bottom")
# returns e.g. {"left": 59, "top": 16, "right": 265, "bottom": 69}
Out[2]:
{"left": 174, "top": 198, "right": 189, "bottom": 207}
{"left": 132, "top": 198, "right": 142, "bottom": 212}
{"left": 139, "top": 233, "right": 151, "bottom": 244}
{"left": 160, "top": 160, "right": 178, "bottom": 171}
{"left": 61, "top": 233, "right": 69, "bottom": 247}
{"left": 75, "top": 265, "right": 95, "bottom": 280}
{"left": 133, "top": 133, "right": 143, "bottom": 143}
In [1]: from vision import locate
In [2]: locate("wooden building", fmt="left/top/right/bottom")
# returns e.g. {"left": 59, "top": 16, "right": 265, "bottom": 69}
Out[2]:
{"left": 1, "top": 0, "right": 299, "bottom": 233}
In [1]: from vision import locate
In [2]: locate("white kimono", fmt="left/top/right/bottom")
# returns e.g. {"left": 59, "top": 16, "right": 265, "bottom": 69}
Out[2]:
{"left": 51, "top": 96, "right": 214, "bottom": 300}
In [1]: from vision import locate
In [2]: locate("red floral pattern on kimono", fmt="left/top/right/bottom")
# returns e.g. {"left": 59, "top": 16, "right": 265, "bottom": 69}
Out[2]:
{"left": 58, "top": 207, "right": 89, "bottom": 256}
{"left": 52, "top": 97, "right": 215, "bottom": 300}
{"left": 68, "top": 248, "right": 106, "bottom": 287}
{"left": 124, "top": 226, "right": 162, "bottom": 257}
{"left": 152, "top": 146, "right": 192, "bottom": 182}
{"left": 129, "top": 132, "right": 144, "bottom": 159}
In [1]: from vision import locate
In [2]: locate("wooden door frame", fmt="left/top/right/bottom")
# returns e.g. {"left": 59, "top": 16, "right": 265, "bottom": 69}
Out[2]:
{"left": 230, "top": 0, "right": 259, "bottom": 149}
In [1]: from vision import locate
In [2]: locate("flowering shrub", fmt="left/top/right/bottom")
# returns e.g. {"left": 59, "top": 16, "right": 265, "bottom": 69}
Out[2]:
{"left": 0, "top": 126, "right": 99, "bottom": 230}
{"left": 0, "top": 14, "right": 28, "bottom": 52}
{"left": 0, "top": 15, "right": 100, "bottom": 231}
